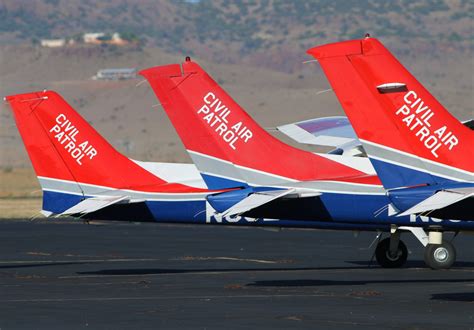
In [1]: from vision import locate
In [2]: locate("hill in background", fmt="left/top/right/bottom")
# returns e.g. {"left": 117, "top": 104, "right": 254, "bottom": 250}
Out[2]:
{"left": 1, "top": 0, "right": 473, "bottom": 72}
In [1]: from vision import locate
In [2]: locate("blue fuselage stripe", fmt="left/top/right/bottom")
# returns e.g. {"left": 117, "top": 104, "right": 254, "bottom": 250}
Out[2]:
{"left": 42, "top": 190, "right": 474, "bottom": 230}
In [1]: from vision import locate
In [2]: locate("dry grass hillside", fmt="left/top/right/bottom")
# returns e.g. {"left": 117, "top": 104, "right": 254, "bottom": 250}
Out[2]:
{"left": 1, "top": 0, "right": 473, "bottom": 72}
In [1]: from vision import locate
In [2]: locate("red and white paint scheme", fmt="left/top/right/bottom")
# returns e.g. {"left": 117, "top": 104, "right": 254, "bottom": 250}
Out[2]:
{"left": 5, "top": 91, "right": 215, "bottom": 218}
{"left": 140, "top": 61, "right": 379, "bottom": 192}
{"left": 307, "top": 37, "right": 473, "bottom": 189}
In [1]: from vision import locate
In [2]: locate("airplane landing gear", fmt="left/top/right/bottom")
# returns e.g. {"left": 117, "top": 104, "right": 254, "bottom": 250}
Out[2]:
{"left": 424, "top": 241, "right": 456, "bottom": 270}
{"left": 375, "top": 234, "right": 408, "bottom": 268}
{"left": 388, "top": 227, "right": 457, "bottom": 270}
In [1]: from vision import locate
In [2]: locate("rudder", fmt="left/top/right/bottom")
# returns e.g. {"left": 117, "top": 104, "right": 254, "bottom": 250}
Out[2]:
{"left": 308, "top": 37, "right": 474, "bottom": 189}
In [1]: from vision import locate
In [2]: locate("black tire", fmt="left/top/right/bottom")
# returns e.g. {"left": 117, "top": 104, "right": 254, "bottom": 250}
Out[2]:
{"left": 424, "top": 241, "right": 456, "bottom": 270}
{"left": 375, "top": 237, "right": 408, "bottom": 268}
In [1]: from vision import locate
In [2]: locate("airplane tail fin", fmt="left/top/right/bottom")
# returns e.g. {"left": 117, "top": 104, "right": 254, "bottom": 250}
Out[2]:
{"left": 307, "top": 37, "right": 474, "bottom": 189}
{"left": 5, "top": 91, "right": 195, "bottom": 214}
{"left": 140, "top": 60, "right": 367, "bottom": 189}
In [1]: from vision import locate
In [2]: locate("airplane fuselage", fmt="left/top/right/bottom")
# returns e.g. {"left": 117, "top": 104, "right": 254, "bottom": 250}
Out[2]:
{"left": 42, "top": 185, "right": 474, "bottom": 232}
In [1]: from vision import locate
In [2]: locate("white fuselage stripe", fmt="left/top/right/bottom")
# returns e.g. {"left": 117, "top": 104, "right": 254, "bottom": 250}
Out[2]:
{"left": 185, "top": 151, "right": 384, "bottom": 195}
{"left": 38, "top": 177, "right": 210, "bottom": 201}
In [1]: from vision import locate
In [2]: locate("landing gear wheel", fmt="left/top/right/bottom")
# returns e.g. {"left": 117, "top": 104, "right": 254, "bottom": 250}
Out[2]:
{"left": 375, "top": 237, "right": 408, "bottom": 268}
{"left": 424, "top": 241, "right": 456, "bottom": 270}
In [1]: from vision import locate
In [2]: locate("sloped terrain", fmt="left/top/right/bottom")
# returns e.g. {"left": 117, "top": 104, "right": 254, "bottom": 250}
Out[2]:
{"left": 1, "top": 0, "right": 473, "bottom": 72}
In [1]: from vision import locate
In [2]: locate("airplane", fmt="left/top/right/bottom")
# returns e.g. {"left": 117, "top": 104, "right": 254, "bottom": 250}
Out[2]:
{"left": 140, "top": 56, "right": 473, "bottom": 269}
{"left": 5, "top": 90, "right": 392, "bottom": 229}
{"left": 307, "top": 36, "right": 473, "bottom": 269}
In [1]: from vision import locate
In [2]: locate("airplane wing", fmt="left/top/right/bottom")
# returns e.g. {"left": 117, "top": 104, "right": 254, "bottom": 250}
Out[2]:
{"left": 277, "top": 116, "right": 357, "bottom": 147}
{"left": 208, "top": 187, "right": 322, "bottom": 217}
{"left": 60, "top": 196, "right": 129, "bottom": 215}
{"left": 276, "top": 116, "right": 363, "bottom": 155}
{"left": 397, "top": 187, "right": 474, "bottom": 217}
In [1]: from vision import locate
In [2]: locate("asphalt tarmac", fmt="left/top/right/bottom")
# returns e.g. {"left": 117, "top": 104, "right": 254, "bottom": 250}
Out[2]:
{"left": 0, "top": 219, "right": 473, "bottom": 329}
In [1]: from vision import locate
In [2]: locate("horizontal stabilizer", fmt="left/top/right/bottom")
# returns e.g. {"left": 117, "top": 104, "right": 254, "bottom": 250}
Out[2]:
{"left": 221, "top": 189, "right": 296, "bottom": 217}
{"left": 398, "top": 187, "right": 474, "bottom": 216}
{"left": 462, "top": 119, "right": 474, "bottom": 130}
{"left": 61, "top": 196, "right": 129, "bottom": 215}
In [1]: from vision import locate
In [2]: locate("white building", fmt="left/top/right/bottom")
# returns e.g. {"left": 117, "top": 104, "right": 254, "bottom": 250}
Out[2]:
{"left": 40, "top": 39, "right": 66, "bottom": 48}
{"left": 83, "top": 33, "right": 105, "bottom": 44}
{"left": 93, "top": 68, "right": 137, "bottom": 80}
